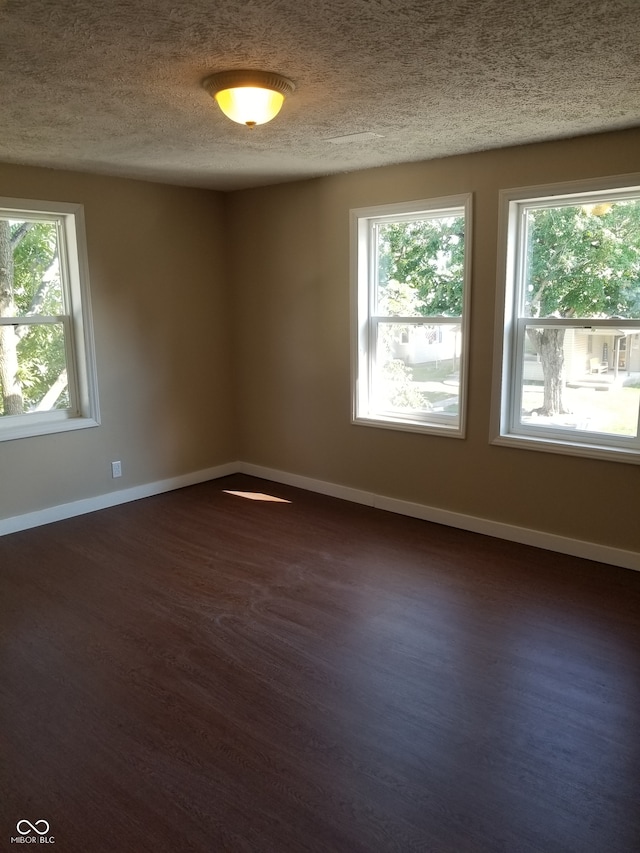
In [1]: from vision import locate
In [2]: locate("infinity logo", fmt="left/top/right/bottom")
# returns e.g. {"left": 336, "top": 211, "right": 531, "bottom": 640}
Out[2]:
{"left": 16, "top": 820, "right": 50, "bottom": 836}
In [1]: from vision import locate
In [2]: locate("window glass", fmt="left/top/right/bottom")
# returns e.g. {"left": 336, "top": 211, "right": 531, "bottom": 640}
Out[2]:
{"left": 494, "top": 183, "right": 640, "bottom": 460}
{"left": 523, "top": 201, "right": 640, "bottom": 320}
{"left": 0, "top": 199, "right": 99, "bottom": 441}
{"left": 375, "top": 216, "right": 465, "bottom": 317}
{"left": 352, "top": 195, "right": 471, "bottom": 436}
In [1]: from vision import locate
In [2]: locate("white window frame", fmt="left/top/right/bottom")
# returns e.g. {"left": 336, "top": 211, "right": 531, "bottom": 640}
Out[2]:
{"left": 351, "top": 194, "right": 472, "bottom": 437}
{"left": 491, "top": 175, "right": 640, "bottom": 463}
{"left": 0, "top": 197, "right": 100, "bottom": 442}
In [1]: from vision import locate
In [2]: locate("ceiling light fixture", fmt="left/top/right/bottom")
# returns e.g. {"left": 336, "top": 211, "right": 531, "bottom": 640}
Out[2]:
{"left": 202, "top": 70, "right": 295, "bottom": 128}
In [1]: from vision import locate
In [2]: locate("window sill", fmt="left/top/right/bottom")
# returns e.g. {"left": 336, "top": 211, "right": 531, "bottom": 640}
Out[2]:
{"left": 491, "top": 432, "right": 640, "bottom": 464}
{"left": 0, "top": 414, "right": 100, "bottom": 443}
{"left": 354, "top": 413, "right": 464, "bottom": 438}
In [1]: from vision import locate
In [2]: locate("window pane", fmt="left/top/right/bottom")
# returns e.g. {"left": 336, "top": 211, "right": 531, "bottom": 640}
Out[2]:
{"left": 518, "top": 325, "right": 640, "bottom": 438}
{"left": 375, "top": 215, "right": 465, "bottom": 317}
{"left": 0, "top": 199, "right": 99, "bottom": 441}
{"left": 0, "top": 322, "right": 69, "bottom": 417}
{"left": 0, "top": 219, "right": 63, "bottom": 317}
{"left": 523, "top": 199, "right": 640, "bottom": 319}
{"left": 374, "top": 322, "right": 461, "bottom": 421}
{"left": 354, "top": 195, "right": 470, "bottom": 436}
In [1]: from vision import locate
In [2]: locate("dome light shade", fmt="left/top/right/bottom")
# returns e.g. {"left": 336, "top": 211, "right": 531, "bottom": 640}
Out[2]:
{"left": 202, "top": 70, "right": 295, "bottom": 128}
{"left": 215, "top": 87, "right": 284, "bottom": 126}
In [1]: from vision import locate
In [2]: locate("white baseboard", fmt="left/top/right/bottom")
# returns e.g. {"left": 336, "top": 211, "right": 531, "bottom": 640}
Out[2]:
{"left": 239, "top": 462, "right": 640, "bottom": 572}
{"left": 0, "top": 462, "right": 238, "bottom": 537}
{"left": 2, "top": 459, "right": 638, "bottom": 572}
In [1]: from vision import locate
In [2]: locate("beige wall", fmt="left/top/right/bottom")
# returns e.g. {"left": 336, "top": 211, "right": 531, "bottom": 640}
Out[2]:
{"left": 228, "top": 128, "right": 640, "bottom": 553}
{"left": 1, "top": 130, "right": 639, "bottom": 554}
{"left": 0, "top": 164, "right": 235, "bottom": 520}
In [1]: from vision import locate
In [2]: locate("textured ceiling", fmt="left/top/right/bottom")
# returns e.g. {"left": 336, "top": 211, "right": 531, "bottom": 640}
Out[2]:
{"left": 0, "top": 0, "right": 639, "bottom": 191}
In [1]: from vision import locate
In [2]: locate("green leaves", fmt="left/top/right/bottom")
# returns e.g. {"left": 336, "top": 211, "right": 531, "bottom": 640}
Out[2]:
{"left": 376, "top": 216, "right": 465, "bottom": 317}
{"left": 0, "top": 219, "right": 66, "bottom": 415}
{"left": 12, "top": 221, "right": 62, "bottom": 315}
{"left": 526, "top": 200, "right": 640, "bottom": 319}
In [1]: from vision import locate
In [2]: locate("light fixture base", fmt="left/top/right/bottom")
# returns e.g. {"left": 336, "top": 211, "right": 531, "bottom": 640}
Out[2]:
{"left": 202, "top": 70, "right": 295, "bottom": 100}
{"left": 202, "top": 70, "right": 295, "bottom": 127}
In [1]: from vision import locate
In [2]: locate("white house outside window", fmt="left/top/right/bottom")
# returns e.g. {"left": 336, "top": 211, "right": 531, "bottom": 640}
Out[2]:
{"left": 0, "top": 198, "right": 99, "bottom": 442}
{"left": 492, "top": 178, "right": 640, "bottom": 462}
{"left": 351, "top": 195, "right": 472, "bottom": 436}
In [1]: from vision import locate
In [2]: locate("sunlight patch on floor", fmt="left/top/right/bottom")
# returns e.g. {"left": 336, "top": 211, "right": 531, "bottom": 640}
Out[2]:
{"left": 223, "top": 490, "right": 291, "bottom": 503}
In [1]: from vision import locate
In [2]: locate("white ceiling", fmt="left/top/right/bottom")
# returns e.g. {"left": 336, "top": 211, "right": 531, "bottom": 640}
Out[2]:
{"left": 1, "top": 0, "right": 639, "bottom": 191}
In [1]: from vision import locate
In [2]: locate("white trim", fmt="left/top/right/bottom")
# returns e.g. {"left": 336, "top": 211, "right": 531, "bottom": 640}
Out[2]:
{"left": 238, "top": 462, "right": 640, "bottom": 572}
{"left": 67, "top": 202, "right": 101, "bottom": 427}
{"left": 350, "top": 194, "right": 472, "bottom": 437}
{"left": 239, "top": 462, "right": 378, "bottom": 507}
{"left": 1, "top": 460, "right": 637, "bottom": 573}
{"left": 0, "top": 198, "right": 100, "bottom": 441}
{"left": 0, "top": 462, "right": 238, "bottom": 536}
{"left": 350, "top": 413, "right": 465, "bottom": 437}
{"left": 492, "top": 432, "right": 640, "bottom": 464}
{"left": 494, "top": 173, "right": 640, "bottom": 210}
{"left": 491, "top": 175, "right": 640, "bottom": 462}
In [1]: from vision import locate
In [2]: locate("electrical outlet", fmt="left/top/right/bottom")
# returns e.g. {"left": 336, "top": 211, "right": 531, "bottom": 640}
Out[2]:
{"left": 111, "top": 460, "right": 122, "bottom": 479}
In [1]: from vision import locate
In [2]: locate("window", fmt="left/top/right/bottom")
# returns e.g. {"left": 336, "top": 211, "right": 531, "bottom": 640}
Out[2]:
{"left": 493, "top": 178, "right": 640, "bottom": 461}
{"left": 0, "top": 198, "right": 99, "bottom": 441}
{"left": 351, "top": 195, "right": 472, "bottom": 435}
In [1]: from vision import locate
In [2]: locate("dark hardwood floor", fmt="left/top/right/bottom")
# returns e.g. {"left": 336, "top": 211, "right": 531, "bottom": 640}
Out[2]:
{"left": 1, "top": 474, "right": 639, "bottom": 853}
